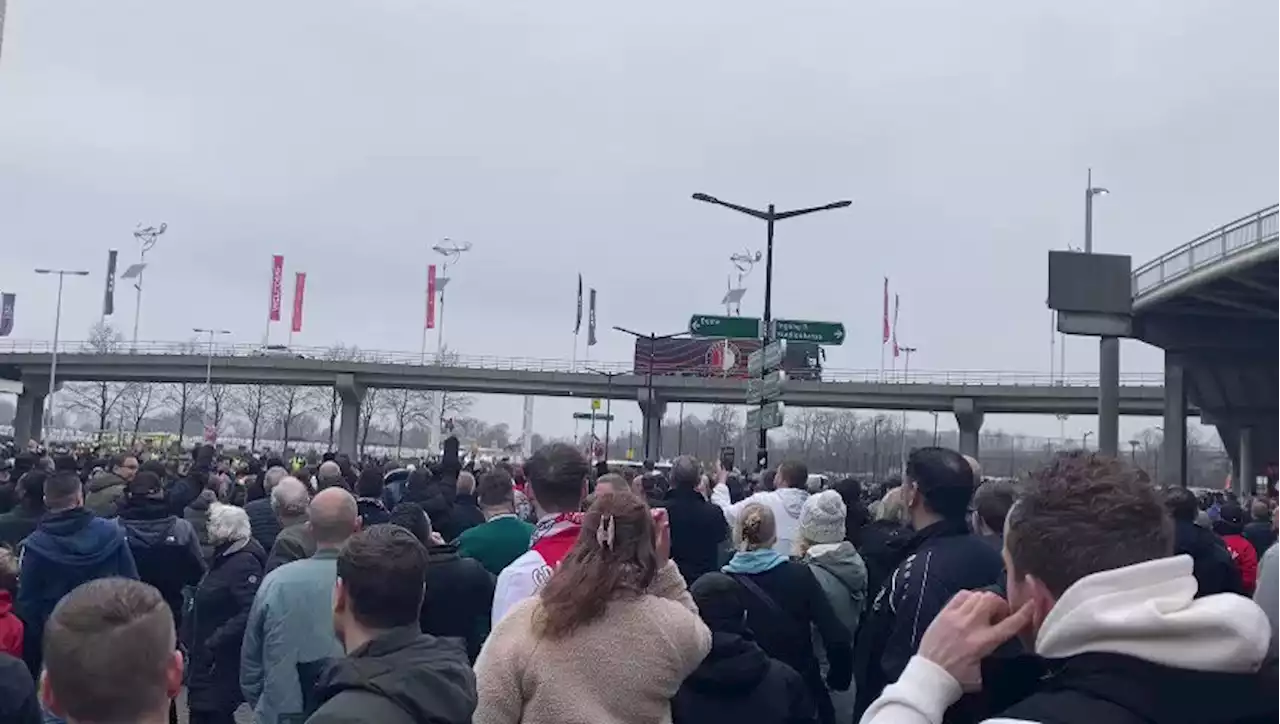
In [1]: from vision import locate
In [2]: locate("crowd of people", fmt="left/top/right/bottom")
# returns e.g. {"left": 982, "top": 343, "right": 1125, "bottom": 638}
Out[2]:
{"left": 0, "top": 435, "right": 1276, "bottom": 724}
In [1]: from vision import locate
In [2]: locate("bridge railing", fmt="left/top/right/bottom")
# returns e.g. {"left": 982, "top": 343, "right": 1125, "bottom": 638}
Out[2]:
{"left": 0, "top": 340, "right": 1164, "bottom": 387}
{"left": 1132, "top": 204, "right": 1279, "bottom": 297}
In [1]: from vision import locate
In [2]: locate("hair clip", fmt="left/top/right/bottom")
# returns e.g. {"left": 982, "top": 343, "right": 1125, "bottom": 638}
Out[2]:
{"left": 596, "top": 514, "right": 616, "bottom": 549}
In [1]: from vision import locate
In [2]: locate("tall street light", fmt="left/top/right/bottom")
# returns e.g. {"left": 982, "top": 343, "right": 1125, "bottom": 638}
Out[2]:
{"left": 1083, "top": 169, "right": 1119, "bottom": 456}
{"left": 613, "top": 326, "right": 684, "bottom": 461}
{"left": 125, "top": 222, "right": 167, "bottom": 351}
{"left": 35, "top": 268, "right": 90, "bottom": 434}
{"left": 194, "top": 327, "right": 231, "bottom": 432}
{"left": 692, "top": 193, "right": 852, "bottom": 470}
{"left": 426, "top": 238, "right": 472, "bottom": 453}
{"left": 585, "top": 367, "right": 623, "bottom": 461}
{"left": 898, "top": 345, "right": 918, "bottom": 471}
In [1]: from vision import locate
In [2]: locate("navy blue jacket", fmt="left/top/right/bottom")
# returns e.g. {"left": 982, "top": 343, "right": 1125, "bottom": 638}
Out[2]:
{"left": 854, "top": 519, "right": 1003, "bottom": 718}
{"left": 16, "top": 507, "right": 138, "bottom": 676}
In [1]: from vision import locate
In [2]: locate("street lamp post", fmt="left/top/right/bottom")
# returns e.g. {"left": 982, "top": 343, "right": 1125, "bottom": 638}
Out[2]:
{"left": 35, "top": 268, "right": 90, "bottom": 435}
{"left": 1082, "top": 430, "right": 1094, "bottom": 450}
{"left": 1083, "top": 170, "right": 1119, "bottom": 456}
{"left": 613, "top": 326, "right": 683, "bottom": 460}
{"left": 128, "top": 223, "right": 167, "bottom": 352}
{"left": 692, "top": 193, "right": 852, "bottom": 471}
{"left": 427, "top": 239, "right": 472, "bottom": 452}
{"left": 193, "top": 328, "right": 231, "bottom": 433}
{"left": 929, "top": 411, "right": 940, "bottom": 446}
{"left": 898, "top": 346, "right": 917, "bottom": 470}
{"left": 585, "top": 367, "right": 622, "bottom": 461}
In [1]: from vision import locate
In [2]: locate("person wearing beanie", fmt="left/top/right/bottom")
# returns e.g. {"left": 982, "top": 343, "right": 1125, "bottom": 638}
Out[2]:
{"left": 672, "top": 572, "right": 816, "bottom": 724}
{"left": 795, "top": 490, "right": 867, "bottom": 723}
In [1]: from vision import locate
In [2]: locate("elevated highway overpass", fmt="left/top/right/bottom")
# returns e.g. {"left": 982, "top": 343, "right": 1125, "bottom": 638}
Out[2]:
{"left": 0, "top": 341, "right": 1170, "bottom": 457}
{"left": 1130, "top": 204, "right": 1278, "bottom": 491}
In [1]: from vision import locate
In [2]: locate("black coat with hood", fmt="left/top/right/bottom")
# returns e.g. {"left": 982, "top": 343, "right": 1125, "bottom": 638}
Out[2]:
{"left": 114, "top": 496, "right": 206, "bottom": 625}
{"left": 184, "top": 537, "right": 266, "bottom": 714}
{"left": 184, "top": 488, "right": 218, "bottom": 561}
{"left": 306, "top": 626, "right": 476, "bottom": 724}
{"left": 84, "top": 471, "right": 129, "bottom": 518}
{"left": 658, "top": 485, "right": 730, "bottom": 586}
{"left": 1173, "top": 519, "right": 1245, "bottom": 597}
{"left": 436, "top": 494, "right": 484, "bottom": 543}
{"left": 672, "top": 631, "right": 816, "bottom": 724}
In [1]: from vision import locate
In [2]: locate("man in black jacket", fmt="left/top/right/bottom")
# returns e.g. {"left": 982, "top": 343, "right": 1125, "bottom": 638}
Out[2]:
{"left": 860, "top": 451, "right": 1277, "bottom": 724}
{"left": 658, "top": 456, "right": 729, "bottom": 586}
{"left": 1243, "top": 500, "right": 1276, "bottom": 558}
{"left": 437, "top": 472, "right": 484, "bottom": 543}
{"left": 244, "top": 466, "right": 290, "bottom": 552}
{"left": 673, "top": 572, "right": 815, "bottom": 724}
{"left": 1164, "top": 487, "right": 1245, "bottom": 597}
{"left": 308, "top": 525, "right": 476, "bottom": 724}
{"left": 115, "top": 472, "right": 206, "bottom": 629}
{"left": 854, "top": 447, "right": 1002, "bottom": 718}
{"left": 0, "top": 471, "right": 45, "bottom": 549}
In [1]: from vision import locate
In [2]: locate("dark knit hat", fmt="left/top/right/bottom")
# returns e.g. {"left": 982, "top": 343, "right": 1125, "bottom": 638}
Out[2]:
{"left": 690, "top": 572, "right": 748, "bottom": 635}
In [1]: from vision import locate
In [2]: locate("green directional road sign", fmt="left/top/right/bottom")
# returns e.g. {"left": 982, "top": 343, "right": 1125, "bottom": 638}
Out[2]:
{"left": 572, "top": 412, "right": 615, "bottom": 421}
{"left": 688, "top": 314, "right": 761, "bottom": 339}
{"left": 746, "top": 370, "right": 787, "bottom": 405}
{"left": 746, "top": 401, "right": 786, "bottom": 430}
{"left": 771, "top": 318, "right": 846, "bottom": 345}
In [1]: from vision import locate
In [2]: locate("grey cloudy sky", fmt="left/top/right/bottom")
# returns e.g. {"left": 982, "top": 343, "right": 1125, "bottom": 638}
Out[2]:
{"left": 1, "top": 0, "right": 1276, "bottom": 444}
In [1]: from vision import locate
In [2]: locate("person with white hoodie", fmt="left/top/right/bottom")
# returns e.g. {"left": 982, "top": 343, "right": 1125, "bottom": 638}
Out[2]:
{"left": 712, "top": 460, "right": 810, "bottom": 556}
{"left": 860, "top": 451, "right": 1277, "bottom": 724}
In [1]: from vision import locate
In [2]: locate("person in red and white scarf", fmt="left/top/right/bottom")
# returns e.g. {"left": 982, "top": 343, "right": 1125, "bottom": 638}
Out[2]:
{"left": 491, "top": 443, "right": 591, "bottom": 626}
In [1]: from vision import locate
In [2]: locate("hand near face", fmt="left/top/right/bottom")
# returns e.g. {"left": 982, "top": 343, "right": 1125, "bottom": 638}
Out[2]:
{"left": 917, "top": 590, "right": 1033, "bottom": 692}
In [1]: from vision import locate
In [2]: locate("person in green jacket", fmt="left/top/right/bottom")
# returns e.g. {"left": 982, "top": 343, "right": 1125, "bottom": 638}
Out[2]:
{"left": 456, "top": 469, "right": 534, "bottom": 576}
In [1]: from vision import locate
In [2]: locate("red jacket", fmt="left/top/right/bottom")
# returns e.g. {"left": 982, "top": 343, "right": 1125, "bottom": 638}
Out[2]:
{"left": 0, "top": 590, "right": 22, "bottom": 658}
{"left": 1223, "top": 533, "right": 1258, "bottom": 595}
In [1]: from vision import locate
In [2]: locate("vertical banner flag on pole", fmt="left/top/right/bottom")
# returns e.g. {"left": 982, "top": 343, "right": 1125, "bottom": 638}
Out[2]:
{"left": 0, "top": 293, "right": 13, "bottom": 337}
{"left": 269, "top": 255, "right": 284, "bottom": 322}
{"left": 892, "top": 293, "right": 900, "bottom": 358}
{"left": 291, "top": 272, "right": 306, "bottom": 333}
{"left": 881, "top": 277, "right": 890, "bottom": 344}
{"left": 574, "top": 273, "right": 583, "bottom": 334}
{"left": 103, "top": 250, "right": 118, "bottom": 316}
{"left": 587, "top": 288, "right": 597, "bottom": 346}
{"left": 426, "top": 264, "right": 437, "bottom": 330}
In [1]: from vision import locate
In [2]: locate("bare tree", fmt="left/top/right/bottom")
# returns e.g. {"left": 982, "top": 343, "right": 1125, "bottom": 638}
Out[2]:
{"left": 163, "top": 383, "right": 201, "bottom": 436}
{"left": 358, "top": 388, "right": 384, "bottom": 454}
{"left": 233, "top": 385, "right": 271, "bottom": 450}
{"left": 64, "top": 321, "right": 129, "bottom": 435}
{"left": 207, "top": 384, "right": 230, "bottom": 437}
{"left": 435, "top": 346, "right": 475, "bottom": 425}
{"left": 323, "top": 344, "right": 362, "bottom": 449}
{"left": 381, "top": 388, "right": 432, "bottom": 456}
{"left": 118, "top": 383, "right": 160, "bottom": 442}
{"left": 270, "top": 386, "right": 319, "bottom": 453}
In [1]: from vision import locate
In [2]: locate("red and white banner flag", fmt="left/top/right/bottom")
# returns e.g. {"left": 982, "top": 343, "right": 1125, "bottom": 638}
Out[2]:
{"left": 881, "top": 277, "right": 890, "bottom": 344}
{"left": 892, "top": 293, "right": 900, "bottom": 358}
{"left": 291, "top": 272, "right": 306, "bottom": 333}
{"left": 426, "top": 264, "right": 437, "bottom": 330}
{"left": 268, "top": 255, "right": 284, "bottom": 322}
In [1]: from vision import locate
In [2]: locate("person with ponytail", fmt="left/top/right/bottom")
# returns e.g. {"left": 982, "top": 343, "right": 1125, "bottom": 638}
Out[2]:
{"left": 474, "top": 492, "right": 711, "bottom": 724}
{"left": 722, "top": 503, "right": 853, "bottom": 724}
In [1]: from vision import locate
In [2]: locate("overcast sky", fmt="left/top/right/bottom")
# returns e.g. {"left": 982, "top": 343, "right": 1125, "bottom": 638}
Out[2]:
{"left": 1, "top": 0, "right": 1276, "bottom": 445}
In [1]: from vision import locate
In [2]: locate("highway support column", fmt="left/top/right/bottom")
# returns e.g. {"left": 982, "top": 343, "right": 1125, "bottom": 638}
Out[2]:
{"left": 335, "top": 374, "right": 365, "bottom": 457}
{"left": 637, "top": 391, "right": 666, "bottom": 461}
{"left": 13, "top": 388, "right": 45, "bottom": 447}
{"left": 1238, "top": 427, "right": 1256, "bottom": 498}
{"left": 1160, "top": 355, "right": 1187, "bottom": 487}
{"left": 953, "top": 397, "right": 984, "bottom": 460}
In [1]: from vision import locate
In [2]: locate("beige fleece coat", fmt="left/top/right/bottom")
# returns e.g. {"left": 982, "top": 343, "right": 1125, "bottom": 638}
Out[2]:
{"left": 474, "top": 560, "right": 712, "bottom": 724}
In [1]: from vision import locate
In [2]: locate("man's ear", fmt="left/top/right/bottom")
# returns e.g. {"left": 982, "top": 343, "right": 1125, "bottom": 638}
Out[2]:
{"left": 166, "top": 650, "right": 184, "bottom": 699}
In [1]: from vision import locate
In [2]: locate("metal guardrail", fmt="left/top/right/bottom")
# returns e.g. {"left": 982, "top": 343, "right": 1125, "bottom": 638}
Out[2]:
{"left": 0, "top": 340, "right": 1164, "bottom": 387}
{"left": 1132, "top": 204, "right": 1279, "bottom": 297}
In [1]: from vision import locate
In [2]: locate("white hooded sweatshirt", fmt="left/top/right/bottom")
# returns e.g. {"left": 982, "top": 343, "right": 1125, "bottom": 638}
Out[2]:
{"left": 859, "top": 555, "right": 1272, "bottom": 724}
{"left": 711, "top": 483, "right": 809, "bottom": 555}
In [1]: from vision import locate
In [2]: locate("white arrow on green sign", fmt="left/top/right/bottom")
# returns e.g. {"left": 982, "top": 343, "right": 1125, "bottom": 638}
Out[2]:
{"left": 688, "top": 314, "right": 761, "bottom": 339}
{"left": 772, "top": 318, "right": 846, "bottom": 345}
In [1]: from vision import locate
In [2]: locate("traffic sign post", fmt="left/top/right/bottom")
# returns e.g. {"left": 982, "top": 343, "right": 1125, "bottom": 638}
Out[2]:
{"left": 688, "top": 314, "right": 761, "bottom": 339}
{"left": 746, "top": 401, "right": 785, "bottom": 430}
{"left": 771, "top": 319, "right": 846, "bottom": 345}
{"left": 747, "top": 339, "right": 787, "bottom": 377}
{"left": 746, "top": 370, "right": 787, "bottom": 405}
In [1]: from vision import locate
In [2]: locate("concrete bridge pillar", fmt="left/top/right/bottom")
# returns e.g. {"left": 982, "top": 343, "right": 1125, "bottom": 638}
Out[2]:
{"left": 953, "top": 398, "right": 984, "bottom": 460}
{"left": 1161, "top": 355, "right": 1188, "bottom": 487}
{"left": 1238, "top": 427, "right": 1256, "bottom": 498}
{"left": 335, "top": 374, "right": 365, "bottom": 457}
{"left": 637, "top": 390, "right": 667, "bottom": 461}
{"left": 13, "top": 389, "right": 45, "bottom": 447}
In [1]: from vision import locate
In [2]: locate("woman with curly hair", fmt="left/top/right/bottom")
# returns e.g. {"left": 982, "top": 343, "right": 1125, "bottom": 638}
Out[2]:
{"left": 474, "top": 492, "right": 711, "bottom": 724}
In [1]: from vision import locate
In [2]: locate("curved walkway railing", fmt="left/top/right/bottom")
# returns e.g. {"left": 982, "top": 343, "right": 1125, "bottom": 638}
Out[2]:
{"left": 0, "top": 339, "right": 1164, "bottom": 387}
{"left": 1132, "top": 204, "right": 1278, "bottom": 298}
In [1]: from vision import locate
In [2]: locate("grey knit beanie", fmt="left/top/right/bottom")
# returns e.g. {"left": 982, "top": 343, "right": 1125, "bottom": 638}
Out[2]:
{"left": 799, "top": 490, "right": 847, "bottom": 545}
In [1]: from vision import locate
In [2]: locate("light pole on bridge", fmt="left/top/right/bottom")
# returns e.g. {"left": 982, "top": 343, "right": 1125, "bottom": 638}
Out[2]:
{"left": 125, "top": 223, "right": 167, "bottom": 352}
{"left": 612, "top": 326, "right": 684, "bottom": 461}
{"left": 194, "top": 327, "right": 231, "bottom": 436}
{"left": 1083, "top": 170, "right": 1119, "bottom": 456}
